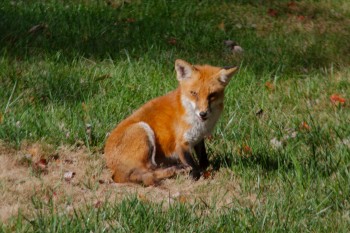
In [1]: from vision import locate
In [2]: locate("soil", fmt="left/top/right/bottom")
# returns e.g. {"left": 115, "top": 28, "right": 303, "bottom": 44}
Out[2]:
{"left": 0, "top": 141, "right": 248, "bottom": 222}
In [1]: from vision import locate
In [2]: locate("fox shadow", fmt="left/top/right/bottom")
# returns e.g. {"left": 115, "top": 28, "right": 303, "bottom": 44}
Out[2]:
{"left": 210, "top": 148, "right": 342, "bottom": 179}
{"left": 210, "top": 151, "right": 293, "bottom": 173}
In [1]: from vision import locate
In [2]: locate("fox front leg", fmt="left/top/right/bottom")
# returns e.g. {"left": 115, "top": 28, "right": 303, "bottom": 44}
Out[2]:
{"left": 176, "top": 144, "right": 201, "bottom": 180}
{"left": 194, "top": 140, "right": 209, "bottom": 171}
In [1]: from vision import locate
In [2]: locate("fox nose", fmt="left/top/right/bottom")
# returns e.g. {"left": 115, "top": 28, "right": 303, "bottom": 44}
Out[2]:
{"left": 199, "top": 111, "right": 207, "bottom": 118}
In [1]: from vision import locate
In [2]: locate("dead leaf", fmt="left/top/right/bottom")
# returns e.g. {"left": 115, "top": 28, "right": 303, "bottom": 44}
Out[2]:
{"left": 106, "top": 0, "right": 124, "bottom": 8}
{"left": 330, "top": 94, "right": 346, "bottom": 105}
{"left": 242, "top": 144, "right": 252, "bottom": 155}
{"left": 224, "top": 40, "right": 236, "bottom": 47}
{"left": 28, "top": 145, "right": 41, "bottom": 158}
{"left": 265, "top": 81, "right": 275, "bottom": 91}
{"left": 137, "top": 193, "right": 149, "bottom": 203}
{"left": 235, "top": 23, "right": 242, "bottom": 29}
{"left": 125, "top": 18, "right": 136, "bottom": 23}
{"left": 94, "top": 200, "right": 103, "bottom": 208}
{"left": 205, "top": 134, "right": 213, "bottom": 141}
{"left": 287, "top": 1, "right": 298, "bottom": 11}
{"left": 267, "top": 8, "right": 278, "bottom": 17}
{"left": 82, "top": 102, "right": 88, "bottom": 112}
{"left": 37, "top": 158, "right": 48, "bottom": 169}
{"left": 270, "top": 138, "right": 283, "bottom": 149}
{"left": 28, "top": 23, "right": 47, "bottom": 34}
{"left": 300, "top": 121, "right": 311, "bottom": 131}
{"left": 64, "top": 171, "right": 76, "bottom": 182}
{"left": 223, "top": 40, "right": 243, "bottom": 54}
{"left": 178, "top": 195, "right": 187, "bottom": 203}
{"left": 232, "top": 45, "right": 244, "bottom": 53}
{"left": 218, "top": 21, "right": 225, "bottom": 31}
{"left": 203, "top": 170, "right": 213, "bottom": 179}
{"left": 167, "top": 37, "right": 177, "bottom": 45}
{"left": 172, "top": 192, "right": 187, "bottom": 203}
{"left": 32, "top": 158, "right": 48, "bottom": 175}
{"left": 298, "top": 15, "right": 305, "bottom": 21}
{"left": 283, "top": 130, "right": 298, "bottom": 140}
{"left": 0, "top": 113, "right": 3, "bottom": 124}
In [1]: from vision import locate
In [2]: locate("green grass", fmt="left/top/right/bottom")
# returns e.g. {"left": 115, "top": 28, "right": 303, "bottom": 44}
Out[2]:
{"left": 2, "top": 192, "right": 349, "bottom": 232}
{"left": 1, "top": 197, "right": 257, "bottom": 232}
{"left": 1, "top": 0, "right": 350, "bottom": 232}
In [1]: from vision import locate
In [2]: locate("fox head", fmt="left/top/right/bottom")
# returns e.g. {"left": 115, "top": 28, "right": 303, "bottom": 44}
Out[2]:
{"left": 175, "top": 59, "right": 238, "bottom": 122}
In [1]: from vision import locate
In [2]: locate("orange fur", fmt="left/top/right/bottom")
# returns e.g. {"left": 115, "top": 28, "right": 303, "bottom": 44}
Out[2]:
{"left": 104, "top": 59, "right": 238, "bottom": 185}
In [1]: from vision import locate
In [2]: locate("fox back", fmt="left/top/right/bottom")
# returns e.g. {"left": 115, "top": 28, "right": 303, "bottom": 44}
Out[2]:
{"left": 104, "top": 59, "right": 238, "bottom": 185}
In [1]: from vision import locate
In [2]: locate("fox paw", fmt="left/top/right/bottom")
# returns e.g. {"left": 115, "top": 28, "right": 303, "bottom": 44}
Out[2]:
{"left": 189, "top": 169, "right": 201, "bottom": 181}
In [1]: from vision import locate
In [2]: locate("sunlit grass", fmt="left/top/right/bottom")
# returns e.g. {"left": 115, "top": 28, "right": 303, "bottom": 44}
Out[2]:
{"left": 0, "top": 0, "right": 350, "bottom": 232}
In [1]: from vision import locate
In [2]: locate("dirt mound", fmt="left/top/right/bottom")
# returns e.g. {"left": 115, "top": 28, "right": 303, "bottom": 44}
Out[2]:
{"left": 0, "top": 141, "right": 246, "bottom": 222}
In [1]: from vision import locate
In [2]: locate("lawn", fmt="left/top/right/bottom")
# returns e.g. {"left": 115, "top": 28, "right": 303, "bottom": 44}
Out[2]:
{"left": 0, "top": 0, "right": 350, "bottom": 232}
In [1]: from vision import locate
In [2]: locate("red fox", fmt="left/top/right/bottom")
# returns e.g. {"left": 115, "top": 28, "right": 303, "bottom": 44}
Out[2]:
{"left": 104, "top": 59, "right": 238, "bottom": 186}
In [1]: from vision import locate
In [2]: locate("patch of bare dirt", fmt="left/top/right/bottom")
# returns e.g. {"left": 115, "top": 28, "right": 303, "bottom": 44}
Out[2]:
{"left": 0, "top": 141, "right": 247, "bottom": 222}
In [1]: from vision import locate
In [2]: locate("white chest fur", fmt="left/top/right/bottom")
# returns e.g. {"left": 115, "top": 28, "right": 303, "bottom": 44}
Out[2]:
{"left": 181, "top": 97, "right": 222, "bottom": 146}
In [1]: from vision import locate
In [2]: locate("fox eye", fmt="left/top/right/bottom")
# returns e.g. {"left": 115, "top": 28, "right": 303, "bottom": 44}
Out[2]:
{"left": 208, "top": 92, "right": 218, "bottom": 101}
{"left": 190, "top": 91, "right": 198, "bottom": 97}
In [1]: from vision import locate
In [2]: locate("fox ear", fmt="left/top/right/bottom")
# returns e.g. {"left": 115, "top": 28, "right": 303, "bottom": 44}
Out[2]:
{"left": 175, "top": 59, "right": 193, "bottom": 81}
{"left": 218, "top": 66, "right": 238, "bottom": 86}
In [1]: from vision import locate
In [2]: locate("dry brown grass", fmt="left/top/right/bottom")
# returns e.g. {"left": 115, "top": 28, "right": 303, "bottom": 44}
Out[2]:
{"left": 0, "top": 141, "right": 249, "bottom": 222}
